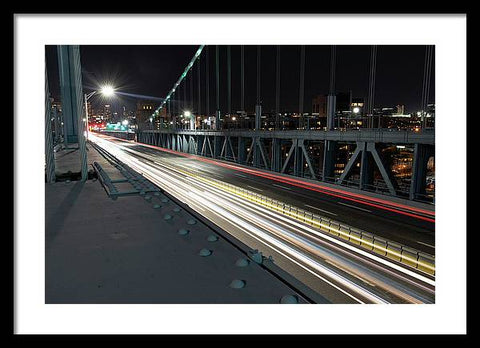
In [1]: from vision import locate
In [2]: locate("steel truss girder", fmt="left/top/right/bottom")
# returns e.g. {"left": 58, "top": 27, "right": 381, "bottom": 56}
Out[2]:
{"left": 279, "top": 139, "right": 316, "bottom": 178}
{"left": 139, "top": 130, "right": 433, "bottom": 200}
{"left": 206, "top": 136, "right": 214, "bottom": 157}
{"left": 337, "top": 141, "right": 397, "bottom": 196}
{"left": 220, "top": 135, "right": 236, "bottom": 161}
{"left": 246, "top": 137, "right": 269, "bottom": 169}
{"left": 143, "top": 129, "right": 434, "bottom": 145}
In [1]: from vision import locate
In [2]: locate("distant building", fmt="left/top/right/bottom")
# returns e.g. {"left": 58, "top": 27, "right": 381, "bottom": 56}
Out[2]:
{"left": 99, "top": 104, "right": 112, "bottom": 123}
{"left": 395, "top": 104, "right": 405, "bottom": 115}
{"left": 350, "top": 98, "right": 365, "bottom": 117}
{"left": 136, "top": 100, "right": 157, "bottom": 129}
{"left": 312, "top": 95, "right": 327, "bottom": 117}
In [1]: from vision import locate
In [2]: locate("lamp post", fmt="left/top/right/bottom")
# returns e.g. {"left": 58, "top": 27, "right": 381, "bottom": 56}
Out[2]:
{"left": 84, "top": 85, "right": 115, "bottom": 140}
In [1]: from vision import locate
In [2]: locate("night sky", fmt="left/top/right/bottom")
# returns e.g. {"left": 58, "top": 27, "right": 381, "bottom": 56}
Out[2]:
{"left": 45, "top": 45, "right": 435, "bottom": 116}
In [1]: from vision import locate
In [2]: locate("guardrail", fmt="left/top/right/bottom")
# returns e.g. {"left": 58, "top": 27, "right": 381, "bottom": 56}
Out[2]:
{"left": 98, "top": 130, "right": 136, "bottom": 140}
{"left": 175, "top": 166, "right": 435, "bottom": 276}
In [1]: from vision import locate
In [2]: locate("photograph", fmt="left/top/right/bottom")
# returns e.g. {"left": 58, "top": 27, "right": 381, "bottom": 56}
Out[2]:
{"left": 44, "top": 44, "right": 435, "bottom": 304}
{"left": 13, "top": 13, "right": 467, "bottom": 335}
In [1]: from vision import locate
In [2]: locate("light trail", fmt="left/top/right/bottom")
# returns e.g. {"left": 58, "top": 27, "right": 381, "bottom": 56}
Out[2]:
{"left": 89, "top": 133, "right": 435, "bottom": 303}
{"left": 129, "top": 138, "right": 435, "bottom": 223}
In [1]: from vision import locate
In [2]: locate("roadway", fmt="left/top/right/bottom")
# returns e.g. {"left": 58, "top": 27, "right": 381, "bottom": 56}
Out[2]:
{"left": 132, "top": 137, "right": 435, "bottom": 254}
{"left": 89, "top": 133, "right": 435, "bottom": 303}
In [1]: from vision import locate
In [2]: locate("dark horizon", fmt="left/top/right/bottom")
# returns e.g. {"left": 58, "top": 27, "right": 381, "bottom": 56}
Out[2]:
{"left": 46, "top": 45, "right": 435, "bottom": 116}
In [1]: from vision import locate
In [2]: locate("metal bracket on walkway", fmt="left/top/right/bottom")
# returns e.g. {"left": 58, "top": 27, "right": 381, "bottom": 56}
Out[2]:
{"left": 91, "top": 142, "right": 161, "bottom": 200}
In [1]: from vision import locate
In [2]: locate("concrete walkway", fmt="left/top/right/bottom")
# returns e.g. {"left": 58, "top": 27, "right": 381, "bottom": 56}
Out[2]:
{"left": 46, "top": 144, "right": 309, "bottom": 303}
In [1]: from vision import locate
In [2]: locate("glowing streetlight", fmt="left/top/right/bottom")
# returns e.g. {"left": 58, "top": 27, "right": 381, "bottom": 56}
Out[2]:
{"left": 100, "top": 85, "right": 115, "bottom": 97}
{"left": 352, "top": 107, "right": 360, "bottom": 114}
{"left": 122, "top": 120, "right": 129, "bottom": 126}
{"left": 84, "top": 84, "right": 116, "bottom": 139}
{"left": 184, "top": 110, "right": 192, "bottom": 117}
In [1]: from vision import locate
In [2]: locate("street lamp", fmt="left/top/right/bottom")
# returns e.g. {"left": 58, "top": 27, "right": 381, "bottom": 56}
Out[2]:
{"left": 183, "top": 110, "right": 195, "bottom": 130}
{"left": 84, "top": 84, "right": 115, "bottom": 139}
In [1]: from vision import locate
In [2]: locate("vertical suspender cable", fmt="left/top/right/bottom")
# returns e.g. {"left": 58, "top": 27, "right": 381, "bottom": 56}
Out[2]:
{"left": 241, "top": 45, "right": 245, "bottom": 113}
{"left": 275, "top": 45, "right": 281, "bottom": 130}
{"left": 190, "top": 67, "right": 194, "bottom": 112}
{"left": 197, "top": 55, "right": 201, "bottom": 117}
{"left": 256, "top": 45, "right": 261, "bottom": 106}
{"left": 372, "top": 46, "right": 378, "bottom": 128}
{"left": 421, "top": 45, "right": 433, "bottom": 129}
{"left": 227, "top": 45, "right": 231, "bottom": 115}
{"left": 255, "top": 45, "right": 261, "bottom": 131}
{"left": 216, "top": 45, "right": 220, "bottom": 112}
{"left": 215, "top": 45, "right": 220, "bottom": 129}
{"left": 178, "top": 83, "right": 181, "bottom": 118}
{"left": 168, "top": 97, "right": 171, "bottom": 125}
{"left": 367, "top": 45, "right": 377, "bottom": 128}
{"left": 327, "top": 45, "right": 336, "bottom": 130}
{"left": 421, "top": 45, "right": 428, "bottom": 125}
{"left": 206, "top": 46, "right": 210, "bottom": 121}
{"left": 299, "top": 45, "right": 305, "bottom": 129}
{"left": 426, "top": 46, "right": 433, "bottom": 126}
{"left": 184, "top": 74, "right": 187, "bottom": 115}
{"left": 329, "top": 45, "right": 336, "bottom": 95}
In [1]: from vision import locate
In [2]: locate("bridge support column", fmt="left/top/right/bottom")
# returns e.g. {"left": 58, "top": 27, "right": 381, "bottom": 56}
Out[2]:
{"left": 271, "top": 138, "right": 282, "bottom": 172}
{"left": 322, "top": 140, "right": 337, "bottom": 181}
{"left": 213, "top": 135, "right": 222, "bottom": 158}
{"left": 238, "top": 137, "right": 246, "bottom": 164}
{"left": 252, "top": 137, "right": 260, "bottom": 167}
{"left": 57, "top": 45, "right": 87, "bottom": 181}
{"left": 293, "top": 139, "right": 302, "bottom": 177}
{"left": 215, "top": 110, "right": 221, "bottom": 130}
{"left": 199, "top": 135, "right": 205, "bottom": 155}
{"left": 183, "top": 134, "right": 188, "bottom": 152}
{"left": 359, "top": 142, "right": 374, "bottom": 190}
{"left": 165, "top": 134, "right": 170, "bottom": 149}
{"left": 255, "top": 104, "right": 262, "bottom": 130}
{"left": 58, "top": 45, "right": 80, "bottom": 145}
{"left": 409, "top": 144, "right": 434, "bottom": 200}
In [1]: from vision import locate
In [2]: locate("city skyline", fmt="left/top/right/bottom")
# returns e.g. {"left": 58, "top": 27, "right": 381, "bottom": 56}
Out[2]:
{"left": 46, "top": 45, "right": 435, "bottom": 117}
